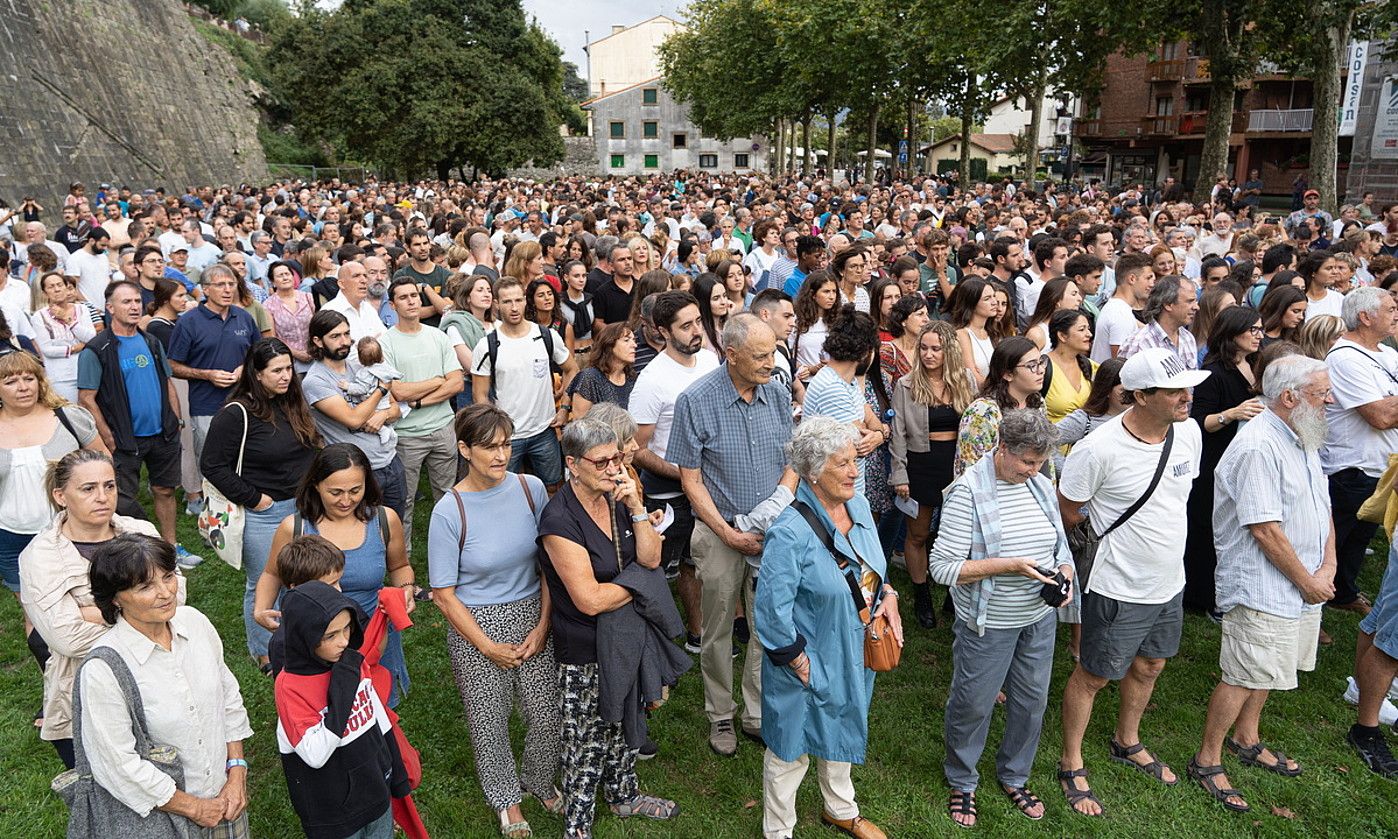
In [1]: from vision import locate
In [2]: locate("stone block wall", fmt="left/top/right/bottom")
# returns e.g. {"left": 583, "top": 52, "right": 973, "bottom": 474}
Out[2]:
{"left": 0, "top": 0, "right": 267, "bottom": 220}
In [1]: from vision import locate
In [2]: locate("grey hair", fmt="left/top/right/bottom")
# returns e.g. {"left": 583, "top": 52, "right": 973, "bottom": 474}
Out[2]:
{"left": 721, "top": 312, "right": 772, "bottom": 351}
{"left": 998, "top": 409, "right": 1058, "bottom": 456}
{"left": 249, "top": 230, "right": 268, "bottom": 245}
{"left": 560, "top": 417, "right": 620, "bottom": 460}
{"left": 593, "top": 234, "right": 619, "bottom": 263}
{"left": 786, "top": 416, "right": 859, "bottom": 483}
{"left": 1142, "top": 274, "right": 1192, "bottom": 323}
{"left": 584, "top": 402, "right": 637, "bottom": 445}
{"left": 200, "top": 262, "right": 237, "bottom": 286}
{"left": 1342, "top": 286, "right": 1387, "bottom": 331}
{"left": 1260, "top": 354, "right": 1328, "bottom": 406}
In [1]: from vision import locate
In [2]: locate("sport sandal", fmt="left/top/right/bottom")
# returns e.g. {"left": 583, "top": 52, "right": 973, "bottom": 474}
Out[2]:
{"left": 1057, "top": 766, "right": 1105, "bottom": 817}
{"left": 1109, "top": 737, "right": 1178, "bottom": 785}
{"left": 1187, "top": 756, "right": 1249, "bottom": 813}
{"left": 1225, "top": 738, "right": 1302, "bottom": 777}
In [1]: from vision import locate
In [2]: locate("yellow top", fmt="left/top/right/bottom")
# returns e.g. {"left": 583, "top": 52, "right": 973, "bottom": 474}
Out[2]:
{"left": 1045, "top": 355, "right": 1097, "bottom": 424}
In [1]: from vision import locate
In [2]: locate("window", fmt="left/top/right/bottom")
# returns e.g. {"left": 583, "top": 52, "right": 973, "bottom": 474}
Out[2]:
{"left": 734, "top": 153, "right": 750, "bottom": 169}
{"left": 699, "top": 154, "right": 718, "bottom": 169}
{"left": 673, "top": 133, "right": 687, "bottom": 149}
{"left": 642, "top": 87, "right": 658, "bottom": 105}
{"left": 1154, "top": 97, "right": 1173, "bottom": 116}
{"left": 644, "top": 154, "right": 659, "bottom": 169}
{"left": 609, "top": 121, "right": 625, "bottom": 138}
{"left": 643, "top": 121, "right": 658, "bottom": 139}
{"left": 610, "top": 154, "right": 625, "bottom": 169}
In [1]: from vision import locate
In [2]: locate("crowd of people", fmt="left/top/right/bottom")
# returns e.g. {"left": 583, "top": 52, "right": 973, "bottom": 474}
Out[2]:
{"left": 5, "top": 169, "right": 1398, "bottom": 838}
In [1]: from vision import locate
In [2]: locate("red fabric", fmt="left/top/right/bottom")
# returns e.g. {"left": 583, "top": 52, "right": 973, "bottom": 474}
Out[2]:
{"left": 391, "top": 795, "right": 430, "bottom": 839}
{"left": 359, "top": 586, "right": 427, "bottom": 831}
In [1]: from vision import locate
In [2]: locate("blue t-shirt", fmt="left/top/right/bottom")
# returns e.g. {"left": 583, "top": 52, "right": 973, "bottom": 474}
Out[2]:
{"left": 167, "top": 304, "right": 258, "bottom": 416}
{"left": 427, "top": 473, "right": 548, "bottom": 607}
{"left": 75, "top": 333, "right": 171, "bottom": 437}
{"left": 783, "top": 266, "right": 808, "bottom": 298}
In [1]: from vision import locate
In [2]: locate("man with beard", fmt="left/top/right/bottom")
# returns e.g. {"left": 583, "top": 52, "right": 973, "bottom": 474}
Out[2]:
{"left": 1189, "top": 356, "right": 1335, "bottom": 811}
{"left": 67, "top": 226, "right": 113, "bottom": 307}
{"left": 302, "top": 309, "right": 407, "bottom": 520}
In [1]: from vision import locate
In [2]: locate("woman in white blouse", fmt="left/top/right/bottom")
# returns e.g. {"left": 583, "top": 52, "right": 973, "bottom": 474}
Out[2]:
{"left": 31, "top": 271, "right": 98, "bottom": 401}
{"left": 79, "top": 533, "right": 252, "bottom": 836}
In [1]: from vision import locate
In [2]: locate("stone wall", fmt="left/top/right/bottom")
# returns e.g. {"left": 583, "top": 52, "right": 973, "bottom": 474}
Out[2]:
{"left": 1345, "top": 42, "right": 1398, "bottom": 203}
{"left": 0, "top": 0, "right": 267, "bottom": 220}
{"left": 508, "top": 136, "right": 601, "bottom": 180}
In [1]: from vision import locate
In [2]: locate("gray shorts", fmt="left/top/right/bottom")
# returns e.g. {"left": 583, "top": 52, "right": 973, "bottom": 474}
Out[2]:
{"left": 1080, "top": 591, "right": 1184, "bottom": 681}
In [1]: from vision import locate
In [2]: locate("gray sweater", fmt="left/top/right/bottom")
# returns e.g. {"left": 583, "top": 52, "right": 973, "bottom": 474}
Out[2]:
{"left": 596, "top": 562, "right": 692, "bottom": 748}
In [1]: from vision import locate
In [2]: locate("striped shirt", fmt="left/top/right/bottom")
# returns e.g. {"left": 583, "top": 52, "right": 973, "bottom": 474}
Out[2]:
{"left": 1213, "top": 410, "right": 1330, "bottom": 619}
{"left": 932, "top": 479, "right": 1056, "bottom": 629}
{"left": 803, "top": 366, "right": 867, "bottom": 494}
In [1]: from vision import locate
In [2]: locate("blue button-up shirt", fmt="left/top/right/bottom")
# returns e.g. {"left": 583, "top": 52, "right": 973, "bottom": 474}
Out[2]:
{"left": 1213, "top": 409, "right": 1330, "bottom": 619}
{"left": 167, "top": 303, "right": 258, "bottom": 416}
{"left": 668, "top": 364, "right": 792, "bottom": 523}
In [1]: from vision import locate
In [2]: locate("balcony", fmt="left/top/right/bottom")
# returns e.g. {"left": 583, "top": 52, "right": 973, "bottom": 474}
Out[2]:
{"left": 1074, "top": 118, "right": 1102, "bottom": 138}
{"left": 1148, "top": 56, "right": 1213, "bottom": 83}
{"left": 1141, "top": 114, "right": 1178, "bottom": 135}
{"left": 1247, "top": 108, "right": 1313, "bottom": 132}
{"left": 1140, "top": 111, "right": 1248, "bottom": 137}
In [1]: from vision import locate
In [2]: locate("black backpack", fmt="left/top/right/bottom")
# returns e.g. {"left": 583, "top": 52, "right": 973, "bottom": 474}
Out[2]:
{"left": 485, "top": 325, "right": 559, "bottom": 399}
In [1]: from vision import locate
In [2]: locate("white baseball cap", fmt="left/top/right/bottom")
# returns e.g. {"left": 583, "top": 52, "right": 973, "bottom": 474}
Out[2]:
{"left": 1120, "top": 347, "right": 1211, "bottom": 391}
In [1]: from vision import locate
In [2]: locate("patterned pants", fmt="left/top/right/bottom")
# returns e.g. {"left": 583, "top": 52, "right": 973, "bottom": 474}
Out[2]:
{"left": 445, "top": 595, "right": 562, "bottom": 811}
{"left": 559, "top": 663, "right": 639, "bottom": 838}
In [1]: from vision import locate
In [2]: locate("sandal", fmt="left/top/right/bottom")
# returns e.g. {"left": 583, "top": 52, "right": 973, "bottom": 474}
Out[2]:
{"left": 525, "top": 786, "right": 565, "bottom": 815}
{"left": 1108, "top": 738, "right": 1177, "bottom": 785}
{"left": 1225, "top": 738, "right": 1303, "bottom": 777}
{"left": 1057, "top": 766, "right": 1105, "bottom": 817}
{"left": 1187, "top": 756, "right": 1250, "bottom": 813}
{"left": 1001, "top": 785, "right": 1044, "bottom": 821}
{"left": 609, "top": 793, "right": 678, "bottom": 820}
{"left": 497, "top": 809, "right": 532, "bottom": 838}
{"left": 946, "top": 788, "right": 976, "bottom": 828}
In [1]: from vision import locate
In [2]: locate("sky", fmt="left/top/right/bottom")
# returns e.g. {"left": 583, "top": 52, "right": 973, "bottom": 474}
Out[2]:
{"left": 523, "top": 0, "right": 685, "bottom": 71}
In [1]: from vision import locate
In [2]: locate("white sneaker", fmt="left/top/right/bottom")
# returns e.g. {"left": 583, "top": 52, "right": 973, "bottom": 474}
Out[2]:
{"left": 1344, "top": 676, "right": 1398, "bottom": 726}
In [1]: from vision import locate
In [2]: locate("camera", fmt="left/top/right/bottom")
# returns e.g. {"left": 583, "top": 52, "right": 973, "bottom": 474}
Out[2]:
{"left": 1039, "top": 568, "right": 1072, "bottom": 607}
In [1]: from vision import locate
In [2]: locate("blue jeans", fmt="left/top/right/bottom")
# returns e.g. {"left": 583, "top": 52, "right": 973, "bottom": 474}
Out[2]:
{"left": 509, "top": 429, "right": 563, "bottom": 485}
{"left": 373, "top": 454, "right": 407, "bottom": 525}
{"left": 342, "top": 807, "right": 393, "bottom": 839}
{"left": 242, "top": 497, "right": 296, "bottom": 658}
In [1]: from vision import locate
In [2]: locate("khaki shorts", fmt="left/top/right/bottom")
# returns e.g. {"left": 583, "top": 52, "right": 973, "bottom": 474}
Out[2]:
{"left": 1219, "top": 605, "right": 1322, "bottom": 691}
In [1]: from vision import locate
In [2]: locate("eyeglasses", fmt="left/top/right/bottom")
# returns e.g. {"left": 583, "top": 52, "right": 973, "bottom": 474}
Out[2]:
{"left": 578, "top": 453, "right": 624, "bottom": 471}
{"left": 1248, "top": 326, "right": 1265, "bottom": 335}
{"left": 1018, "top": 358, "right": 1050, "bottom": 373}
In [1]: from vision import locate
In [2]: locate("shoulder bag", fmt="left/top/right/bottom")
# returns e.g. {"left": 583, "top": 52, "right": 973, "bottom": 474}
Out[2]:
{"left": 52, "top": 647, "right": 189, "bottom": 839}
{"left": 1066, "top": 424, "right": 1174, "bottom": 590}
{"left": 792, "top": 500, "right": 901, "bottom": 672}
{"left": 198, "top": 402, "right": 249, "bottom": 569}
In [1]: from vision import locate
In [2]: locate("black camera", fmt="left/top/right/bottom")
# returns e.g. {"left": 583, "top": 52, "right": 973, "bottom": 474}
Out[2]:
{"left": 1039, "top": 568, "right": 1072, "bottom": 607}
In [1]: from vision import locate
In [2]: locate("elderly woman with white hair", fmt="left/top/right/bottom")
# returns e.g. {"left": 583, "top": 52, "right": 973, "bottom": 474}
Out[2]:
{"left": 928, "top": 409, "right": 1074, "bottom": 828}
{"left": 755, "top": 416, "right": 903, "bottom": 839}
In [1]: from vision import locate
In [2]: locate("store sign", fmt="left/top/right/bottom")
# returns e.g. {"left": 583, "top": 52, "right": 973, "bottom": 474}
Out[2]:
{"left": 1373, "top": 75, "right": 1398, "bottom": 159}
{"left": 1340, "top": 41, "right": 1368, "bottom": 137}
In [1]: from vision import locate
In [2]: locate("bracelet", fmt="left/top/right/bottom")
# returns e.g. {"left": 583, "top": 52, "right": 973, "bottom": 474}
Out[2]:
{"left": 630, "top": 511, "right": 650, "bottom": 523}
{"left": 882, "top": 587, "right": 899, "bottom": 599}
{"left": 226, "top": 758, "right": 248, "bottom": 771}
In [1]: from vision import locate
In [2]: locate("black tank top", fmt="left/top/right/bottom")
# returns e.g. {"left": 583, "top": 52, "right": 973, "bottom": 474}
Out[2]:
{"left": 927, "top": 403, "right": 959, "bottom": 434}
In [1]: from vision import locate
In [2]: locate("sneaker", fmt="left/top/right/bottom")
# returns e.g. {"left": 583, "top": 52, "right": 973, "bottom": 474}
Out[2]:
{"left": 889, "top": 551, "right": 906, "bottom": 571}
{"left": 731, "top": 641, "right": 740, "bottom": 659}
{"left": 1390, "top": 677, "right": 1398, "bottom": 706}
{"left": 1344, "top": 677, "right": 1398, "bottom": 726}
{"left": 1207, "top": 608, "right": 1224, "bottom": 625}
{"left": 733, "top": 616, "right": 750, "bottom": 645}
{"left": 183, "top": 497, "right": 204, "bottom": 517}
{"left": 636, "top": 738, "right": 658, "bottom": 761}
{"left": 1347, "top": 725, "right": 1398, "bottom": 778}
{"left": 175, "top": 545, "right": 204, "bottom": 569}
{"left": 684, "top": 633, "right": 701, "bottom": 654}
{"left": 709, "top": 719, "right": 737, "bottom": 756}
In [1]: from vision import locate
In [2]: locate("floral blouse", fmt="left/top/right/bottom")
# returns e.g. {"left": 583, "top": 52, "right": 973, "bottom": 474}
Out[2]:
{"left": 954, "top": 397, "right": 1055, "bottom": 480}
{"left": 264, "top": 291, "right": 313, "bottom": 357}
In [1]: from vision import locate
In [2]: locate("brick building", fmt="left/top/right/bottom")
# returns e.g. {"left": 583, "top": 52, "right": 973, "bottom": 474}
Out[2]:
{"left": 1074, "top": 42, "right": 1333, "bottom": 198}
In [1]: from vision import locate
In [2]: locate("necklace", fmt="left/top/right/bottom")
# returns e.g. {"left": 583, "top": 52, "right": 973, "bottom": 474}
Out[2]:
{"left": 1121, "top": 414, "right": 1164, "bottom": 445}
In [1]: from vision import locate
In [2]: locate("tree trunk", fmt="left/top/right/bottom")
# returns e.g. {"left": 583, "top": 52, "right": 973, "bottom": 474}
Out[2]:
{"left": 960, "top": 75, "right": 974, "bottom": 187}
{"left": 905, "top": 94, "right": 916, "bottom": 178}
{"left": 773, "top": 119, "right": 785, "bottom": 176}
{"left": 1197, "top": 74, "right": 1238, "bottom": 199}
{"left": 435, "top": 159, "right": 451, "bottom": 181}
{"left": 1025, "top": 72, "right": 1046, "bottom": 185}
{"left": 826, "top": 110, "right": 838, "bottom": 179}
{"left": 864, "top": 103, "right": 880, "bottom": 184}
{"left": 802, "top": 113, "right": 813, "bottom": 177}
{"left": 1311, "top": 10, "right": 1351, "bottom": 210}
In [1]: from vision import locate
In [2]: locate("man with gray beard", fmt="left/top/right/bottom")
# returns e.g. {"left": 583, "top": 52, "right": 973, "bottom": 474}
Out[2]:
{"left": 1189, "top": 355, "right": 1336, "bottom": 812}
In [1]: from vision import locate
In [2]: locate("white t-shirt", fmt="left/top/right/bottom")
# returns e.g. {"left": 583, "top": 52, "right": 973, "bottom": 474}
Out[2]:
{"left": 1090, "top": 297, "right": 1140, "bottom": 363}
{"left": 1014, "top": 269, "right": 1044, "bottom": 328}
{"left": 1305, "top": 289, "right": 1344, "bottom": 320}
{"left": 0, "top": 277, "right": 32, "bottom": 316}
{"left": 629, "top": 348, "right": 720, "bottom": 466}
{"left": 323, "top": 293, "right": 386, "bottom": 362}
{"left": 66, "top": 248, "right": 111, "bottom": 307}
{"left": 1059, "top": 413, "right": 1202, "bottom": 604}
{"left": 470, "top": 323, "right": 570, "bottom": 440}
{"left": 742, "top": 247, "right": 779, "bottom": 286}
{"left": 1322, "top": 338, "right": 1398, "bottom": 477}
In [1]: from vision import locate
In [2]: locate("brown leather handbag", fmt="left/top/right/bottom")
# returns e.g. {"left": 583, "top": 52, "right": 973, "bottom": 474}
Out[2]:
{"left": 793, "top": 501, "right": 901, "bottom": 672}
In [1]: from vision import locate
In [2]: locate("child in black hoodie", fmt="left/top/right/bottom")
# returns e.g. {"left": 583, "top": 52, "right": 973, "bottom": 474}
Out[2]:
{"left": 274, "top": 581, "right": 408, "bottom": 838}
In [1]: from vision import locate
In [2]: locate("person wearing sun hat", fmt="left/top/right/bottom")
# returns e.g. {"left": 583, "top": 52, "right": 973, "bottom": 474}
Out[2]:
{"left": 1054, "top": 347, "right": 1208, "bottom": 818}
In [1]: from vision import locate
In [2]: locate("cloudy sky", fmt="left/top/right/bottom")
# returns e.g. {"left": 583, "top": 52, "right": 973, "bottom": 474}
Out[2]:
{"left": 523, "top": 0, "right": 685, "bottom": 70}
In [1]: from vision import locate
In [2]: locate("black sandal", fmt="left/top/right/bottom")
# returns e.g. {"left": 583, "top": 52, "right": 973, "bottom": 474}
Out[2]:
{"left": 1057, "top": 766, "right": 1105, "bottom": 817}
{"left": 1108, "top": 738, "right": 1178, "bottom": 785}
{"left": 947, "top": 789, "right": 976, "bottom": 828}
{"left": 1225, "top": 738, "right": 1303, "bottom": 777}
{"left": 1187, "top": 756, "right": 1250, "bottom": 812}
{"left": 1001, "top": 785, "right": 1044, "bottom": 820}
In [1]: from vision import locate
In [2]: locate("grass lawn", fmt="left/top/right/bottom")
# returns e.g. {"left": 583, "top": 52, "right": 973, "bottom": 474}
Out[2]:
{"left": 1, "top": 483, "right": 1396, "bottom": 838}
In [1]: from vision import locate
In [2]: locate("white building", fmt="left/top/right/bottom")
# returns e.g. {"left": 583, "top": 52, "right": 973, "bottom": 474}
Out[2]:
{"left": 983, "top": 94, "right": 1069, "bottom": 150}
{"left": 585, "top": 15, "right": 682, "bottom": 97}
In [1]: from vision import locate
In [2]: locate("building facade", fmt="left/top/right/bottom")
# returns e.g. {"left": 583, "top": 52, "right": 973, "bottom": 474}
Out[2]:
{"left": 585, "top": 16, "right": 682, "bottom": 98}
{"left": 1074, "top": 42, "right": 1333, "bottom": 196}
{"left": 1343, "top": 40, "right": 1398, "bottom": 203}
{"left": 582, "top": 80, "right": 767, "bottom": 175}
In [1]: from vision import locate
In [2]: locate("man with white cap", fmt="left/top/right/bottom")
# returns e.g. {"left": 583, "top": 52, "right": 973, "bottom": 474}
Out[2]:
{"left": 1054, "top": 347, "right": 1208, "bottom": 818}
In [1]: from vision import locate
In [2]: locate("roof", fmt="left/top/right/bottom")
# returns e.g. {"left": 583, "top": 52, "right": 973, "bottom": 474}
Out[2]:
{"left": 920, "top": 133, "right": 1018, "bottom": 154}
{"left": 580, "top": 76, "right": 662, "bottom": 108}
{"left": 584, "top": 15, "right": 681, "bottom": 48}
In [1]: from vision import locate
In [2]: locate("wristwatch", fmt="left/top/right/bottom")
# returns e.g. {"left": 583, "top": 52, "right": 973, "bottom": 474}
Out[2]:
{"left": 226, "top": 758, "right": 248, "bottom": 771}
